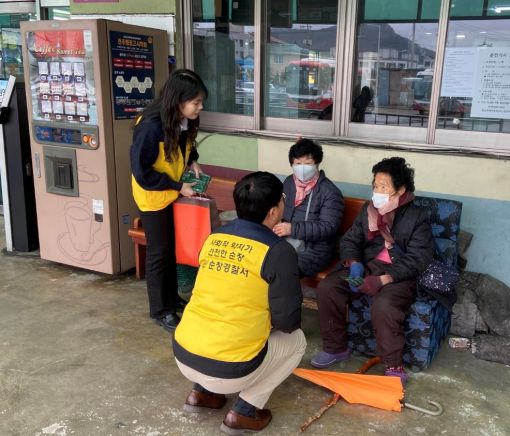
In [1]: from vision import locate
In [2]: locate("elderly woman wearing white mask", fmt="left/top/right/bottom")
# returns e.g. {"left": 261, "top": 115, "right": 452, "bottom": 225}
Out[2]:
{"left": 273, "top": 138, "right": 344, "bottom": 277}
{"left": 311, "top": 157, "right": 435, "bottom": 386}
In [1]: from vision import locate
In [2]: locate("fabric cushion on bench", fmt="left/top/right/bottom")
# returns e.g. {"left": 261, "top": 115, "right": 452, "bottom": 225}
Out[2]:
{"left": 348, "top": 294, "right": 452, "bottom": 371}
{"left": 413, "top": 196, "right": 462, "bottom": 267}
{"left": 347, "top": 196, "right": 463, "bottom": 371}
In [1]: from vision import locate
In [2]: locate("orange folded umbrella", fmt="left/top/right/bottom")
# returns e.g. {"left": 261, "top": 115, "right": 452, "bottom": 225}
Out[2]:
{"left": 293, "top": 367, "right": 404, "bottom": 412}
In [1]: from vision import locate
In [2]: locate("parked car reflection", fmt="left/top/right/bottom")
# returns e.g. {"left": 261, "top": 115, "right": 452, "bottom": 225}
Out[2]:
{"left": 235, "top": 81, "right": 289, "bottom": 115}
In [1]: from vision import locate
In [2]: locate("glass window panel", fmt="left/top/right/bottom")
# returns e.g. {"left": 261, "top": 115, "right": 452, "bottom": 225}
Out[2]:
{"left": 265, "top": 0, "right": 338, "bottom": 120}
{"left": 353, "top": 5, "right": 439, "bottom": 127}
{"left": 296, "top": 0, "right": 338, "bottom": 25}
{"left": 437, "top": 16, "right": 510, "bottom": 133}
{"left": 192, "top": 0, "right": 255, "bottom": 115}
{"left": 421, "top": 0, "right": 441, "bottom": 20}
{"left": 363, "top": 0, "right": 419, "bottom": 21}
{"left": 46, "top": 7, "right": 71, "bottom": 21}
{"left": 450, "top": 0, "right": 484, "bottom": 18}
{"left": 192, "top": 0, "right": 215, "bottom": 21}
{"left": 0, "top": 14, "right": 36, "bottom": 80}
{"left": 487, "top": 0, "right": 510, "bottom": 17}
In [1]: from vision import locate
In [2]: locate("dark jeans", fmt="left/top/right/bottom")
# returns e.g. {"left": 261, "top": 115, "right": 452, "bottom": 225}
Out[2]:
{"left": 316, "top": 260, "right": 416, "bottom": 367}
{"left": 140, "top": 203, "right": 179, "bottom": 319}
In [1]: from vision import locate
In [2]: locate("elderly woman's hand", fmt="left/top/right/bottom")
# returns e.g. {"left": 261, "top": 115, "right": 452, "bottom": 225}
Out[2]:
{"left": 273, "top": 222, "right": 292, "bottom": 237}
{"left": 358, "top": 276, "right": 383, "bottom": 295}
{"left": 348, "top": 262, "right": 365, "bottom": 292}
{"left": 359, "top": 274, "right": 393, "bottom": 295}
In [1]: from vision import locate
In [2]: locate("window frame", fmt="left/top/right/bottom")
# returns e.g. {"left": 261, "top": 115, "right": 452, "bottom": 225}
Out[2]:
{"left": 0, "top": 2, "right": 36, "bottom": 14}
{"left": 181, "top": 0, "right": 510, "bottom": 157}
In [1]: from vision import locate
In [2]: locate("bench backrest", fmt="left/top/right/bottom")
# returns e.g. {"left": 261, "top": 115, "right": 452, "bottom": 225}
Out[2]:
{"left": 207, "top": 177, "right": 237, "bottom": 212}
{"left": 339, "top": 197, "right": 367, "bottom": 236}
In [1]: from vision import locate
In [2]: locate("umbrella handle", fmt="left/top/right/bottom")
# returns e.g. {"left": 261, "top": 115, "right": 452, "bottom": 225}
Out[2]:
{"left": 403, "top": 400, "right": 444, "bottom": 416}
{"left": 300, "top": 393, "right": 340, "bottom": 432}
{"left": 356, "top": 356, "right": 382, "bottom": 374}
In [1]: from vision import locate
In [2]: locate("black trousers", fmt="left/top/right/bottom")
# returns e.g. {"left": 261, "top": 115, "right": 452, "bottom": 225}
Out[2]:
{"left": 140, "top": 203, "right": 180, "bottom": 318}
{"left": 316, "top": 260, "right": 416, "bottom": 367}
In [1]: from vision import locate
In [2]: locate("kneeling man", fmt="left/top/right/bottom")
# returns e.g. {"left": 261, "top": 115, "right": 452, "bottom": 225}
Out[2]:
{"left": 173, "top": 171, "right": 306, "bottom": 434}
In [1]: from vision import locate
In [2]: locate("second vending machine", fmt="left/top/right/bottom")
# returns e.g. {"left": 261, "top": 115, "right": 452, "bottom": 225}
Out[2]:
{"left": 21, "top": 19, "right": 168, "bottom": 274}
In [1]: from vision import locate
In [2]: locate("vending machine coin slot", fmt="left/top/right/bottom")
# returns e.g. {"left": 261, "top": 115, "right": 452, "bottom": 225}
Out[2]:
{"left": 43, "top": 145, "right": 78, "bottom": 196}
{"left": 54, "top": 162, "right": 73, "bottom": 190}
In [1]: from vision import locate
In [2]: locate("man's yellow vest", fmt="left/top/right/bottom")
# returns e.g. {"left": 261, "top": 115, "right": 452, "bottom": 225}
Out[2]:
{"left": 174, "top": 223, "right": 274, "bottom": 364}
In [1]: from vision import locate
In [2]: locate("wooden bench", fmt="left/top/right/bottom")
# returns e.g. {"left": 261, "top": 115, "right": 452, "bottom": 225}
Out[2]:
{"left": 127, "top": 176, "right": 367, "bottom": 284}
{"left": 300, "top": 197, "right": 367, "bottom": 310}
{"left": 128, "top": 176, "right": 238, "bottom": 280}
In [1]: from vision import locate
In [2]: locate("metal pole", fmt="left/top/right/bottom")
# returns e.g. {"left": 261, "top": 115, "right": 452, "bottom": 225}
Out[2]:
{"left": 426, "top": 0, "right": 452, "bottom": 144}
{"left": 374, "top": 24, "right": 380, "bottom": 109}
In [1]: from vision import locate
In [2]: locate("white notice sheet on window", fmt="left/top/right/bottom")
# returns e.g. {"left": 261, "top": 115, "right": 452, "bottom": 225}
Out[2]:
{"left": 471, "top": 47, "right": 510, "bottom": 119}
{"left": 441, "top": 47, "right": 478, "bottom": 98}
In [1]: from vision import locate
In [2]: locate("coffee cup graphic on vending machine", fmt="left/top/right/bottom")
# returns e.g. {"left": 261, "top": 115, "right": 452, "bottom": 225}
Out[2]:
{"left": 58, "top": 199, "right": 108, "bottom": 265}
{"left": 64, "top": 202, "right": 95, "bottom": 253}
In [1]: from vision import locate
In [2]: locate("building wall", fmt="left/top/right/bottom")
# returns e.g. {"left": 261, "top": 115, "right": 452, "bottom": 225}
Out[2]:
{"left": 69, "top": 0, "right": 174, "bottom": 15}
{"left": 198, "top": 133, "right": 510, "bottom": 286}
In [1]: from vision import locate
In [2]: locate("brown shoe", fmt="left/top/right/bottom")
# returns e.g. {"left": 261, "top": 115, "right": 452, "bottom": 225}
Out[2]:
{"left": 183, "top": 389, "right": 227, "bottom": 413}
{"left": 220, "top": 409, "right": 272, "bottom": 435}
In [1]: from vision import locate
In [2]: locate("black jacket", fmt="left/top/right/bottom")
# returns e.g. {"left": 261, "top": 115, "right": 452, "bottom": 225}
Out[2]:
{"left": 340, "top": 202, "right": 435, "bottom": 283}
{"left": 283, "top": 171, "right": 344, "bottom": 277}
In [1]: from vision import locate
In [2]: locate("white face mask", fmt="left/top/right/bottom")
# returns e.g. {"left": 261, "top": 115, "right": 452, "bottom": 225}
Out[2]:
{"left": 372, "top": 192, "right": 390, "bottom": 209}
{"left": 292, "top": 164, "right": 318, "bottom": 182}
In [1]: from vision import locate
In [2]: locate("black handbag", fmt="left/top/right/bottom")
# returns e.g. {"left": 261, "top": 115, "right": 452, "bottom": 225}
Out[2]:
{"left": 382, "top": 226, "right": 459, "bottom": 296}
{"left": 418, "top": 259, "right": 459, "bottom": 295}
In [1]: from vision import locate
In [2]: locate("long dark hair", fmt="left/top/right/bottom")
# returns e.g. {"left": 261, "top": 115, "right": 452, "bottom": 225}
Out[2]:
{"left": 141, "top": 69, "right": 208, "bottom": 162}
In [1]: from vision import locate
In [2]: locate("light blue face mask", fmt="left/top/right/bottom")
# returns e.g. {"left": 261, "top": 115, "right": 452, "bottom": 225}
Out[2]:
{"left": 292, "top": 164, "right": 318, "bottom": 182}
{"left": 372, "top": 192, "right": 390, "bottom": 209}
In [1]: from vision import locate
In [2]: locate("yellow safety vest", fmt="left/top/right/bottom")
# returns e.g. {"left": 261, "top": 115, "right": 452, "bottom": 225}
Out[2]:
{"left": 132, "top": 140, "right": 191, "bottom": 212}
{"left": 175, "top": 228, "right": 272, "bottom": 363}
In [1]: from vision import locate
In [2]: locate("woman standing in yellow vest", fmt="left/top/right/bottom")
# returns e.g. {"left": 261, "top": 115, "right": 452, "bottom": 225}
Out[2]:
{"left": 130, "top": 69, "right": 208, "bottom": 332}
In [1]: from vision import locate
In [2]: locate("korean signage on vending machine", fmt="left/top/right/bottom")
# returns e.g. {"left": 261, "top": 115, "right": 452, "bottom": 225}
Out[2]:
{"left": 110, "top": 31, "right": 155, "bottom": 120}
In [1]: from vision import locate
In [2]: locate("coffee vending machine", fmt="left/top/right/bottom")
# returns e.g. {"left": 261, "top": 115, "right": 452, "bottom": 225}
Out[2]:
{"left": 21, "top": 19, "right": 168, "bottom": 274}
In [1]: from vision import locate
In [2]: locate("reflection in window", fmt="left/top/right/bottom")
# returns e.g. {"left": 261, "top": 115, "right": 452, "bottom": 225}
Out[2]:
{"left": 266, "top": 0, "right": 338, "bottom": 120}
{"left": 192, "top": 0, "right": 254, "bottom": 115}
{"left": 0, "top": 14, "right": 36, "bottom": 80}
{"left": 438, "top": 2, "right": 510, "bottom": 133}
{"left": 353, "top": 0, "right": 439, "bottom": 127}
{"left": 45, "top": 7, "right": 71, "bottom": 21}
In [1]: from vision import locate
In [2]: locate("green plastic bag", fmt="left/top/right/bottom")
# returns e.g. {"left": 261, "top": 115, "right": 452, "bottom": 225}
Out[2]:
{"left": 176, "top": 264, "right": 198, "bottom": 298}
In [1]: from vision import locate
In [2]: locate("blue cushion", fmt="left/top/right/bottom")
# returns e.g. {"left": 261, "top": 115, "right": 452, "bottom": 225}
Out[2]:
{"left": 347, "top": 295, "right": 451, "bottom": 371}
{"left": 414, "top": 196, "right": 462, "bottom": 266}
{"left": 434, "top": 238, "right": 458, "bottom": 267}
